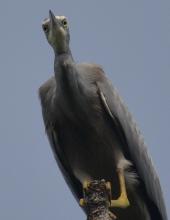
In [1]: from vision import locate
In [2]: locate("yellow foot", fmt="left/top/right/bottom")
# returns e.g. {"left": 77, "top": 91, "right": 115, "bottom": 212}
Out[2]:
{"left": 83, "top": 180, "right": 90, "bottom": 190}
{"left": 79, "top": 198, "right": 86, "bottom": 206}
{"left": 79, "top": 180, "right": 91, "bottom": 207}
{"left": 79, "top": 170, "right": 130, "bottom": 209}
{"left": 110, "top": 168, "right": 130, "bottom": 208}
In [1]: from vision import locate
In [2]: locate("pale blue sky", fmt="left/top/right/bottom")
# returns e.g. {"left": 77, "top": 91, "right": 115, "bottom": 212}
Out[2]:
{"left": 0, "top": 0, "right": 169, "bottom": 219}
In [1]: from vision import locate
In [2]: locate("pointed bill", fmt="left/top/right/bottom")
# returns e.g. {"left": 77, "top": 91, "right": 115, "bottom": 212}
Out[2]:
{"left": 49, "top": 10, "right": 57, "bottom": 29}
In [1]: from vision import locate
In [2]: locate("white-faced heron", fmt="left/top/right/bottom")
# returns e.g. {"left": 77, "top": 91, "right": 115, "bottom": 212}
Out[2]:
{"left": 39, "top": 10, "right": 167, "bottom": 220}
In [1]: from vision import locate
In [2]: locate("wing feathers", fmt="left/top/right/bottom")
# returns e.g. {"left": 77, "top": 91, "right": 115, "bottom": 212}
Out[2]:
{"left": 96, "top": 80, "right": 167, "bottom": 220}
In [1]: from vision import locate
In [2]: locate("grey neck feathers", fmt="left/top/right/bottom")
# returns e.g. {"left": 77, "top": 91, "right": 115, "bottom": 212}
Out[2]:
{"left": 54, "top": 49, "right": 79, "bottom": 96}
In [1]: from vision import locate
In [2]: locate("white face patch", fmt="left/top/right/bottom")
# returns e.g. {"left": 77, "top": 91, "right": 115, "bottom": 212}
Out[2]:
{"left": 55, "top": 15, "right": 66, "bottom": 20}
{"left": 42, "top": 15, "right": 69, "bottom": 52}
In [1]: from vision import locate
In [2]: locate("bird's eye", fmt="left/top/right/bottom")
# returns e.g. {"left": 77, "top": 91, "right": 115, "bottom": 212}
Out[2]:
{"left": 43, "top": 24, "right": 49, "bottom": 33}
{"left": 62, "top": 19, "right": 68, "bottom": 28}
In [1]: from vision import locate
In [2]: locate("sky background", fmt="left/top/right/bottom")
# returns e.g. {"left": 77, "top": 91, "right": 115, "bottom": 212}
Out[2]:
{"left": 0, "top": 0, "right": 169, "bottom": 219}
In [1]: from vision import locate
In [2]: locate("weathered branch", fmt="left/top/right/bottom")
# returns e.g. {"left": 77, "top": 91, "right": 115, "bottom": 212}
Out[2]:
{"left": 81, "top": 180, "right": 117, "bottom": 220}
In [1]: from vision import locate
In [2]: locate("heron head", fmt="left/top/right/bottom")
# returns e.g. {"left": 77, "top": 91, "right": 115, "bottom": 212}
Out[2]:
{"left": 42, "top": 10, "right": 70, "bottom": 54}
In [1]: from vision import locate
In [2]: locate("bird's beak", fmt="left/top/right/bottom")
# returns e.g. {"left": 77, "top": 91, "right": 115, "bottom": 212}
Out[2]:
{"left": 49, "top": 10, "right": 58, "bottom": 30}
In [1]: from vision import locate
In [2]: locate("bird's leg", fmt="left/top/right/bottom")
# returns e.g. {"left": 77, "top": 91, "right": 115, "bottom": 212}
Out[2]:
{"left": 110, "top": 168, "right": 130, "bottom": 208}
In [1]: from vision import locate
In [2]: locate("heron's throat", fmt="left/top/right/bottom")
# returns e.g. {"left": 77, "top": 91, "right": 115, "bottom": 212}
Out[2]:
{"left": 52, "top": 32, "right": 70, "bottom": 55}
{"left": 54, "top": 41, "right": 70, "bottom": 55}
{"left": 54, "top": 41, "right": 71, "bottom": 56}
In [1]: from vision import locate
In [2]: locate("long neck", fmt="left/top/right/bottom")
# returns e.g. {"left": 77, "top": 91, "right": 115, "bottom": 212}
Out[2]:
{"left": 54, "top": 48, "right": 79, "bottom": 95}
{"left": 54, "top": 47, "right": 74, "bottom": 78}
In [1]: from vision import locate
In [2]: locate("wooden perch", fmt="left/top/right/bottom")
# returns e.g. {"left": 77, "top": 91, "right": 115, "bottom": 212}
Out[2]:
{"left": 80, "top": 180, "right": 117, "bottom": 220}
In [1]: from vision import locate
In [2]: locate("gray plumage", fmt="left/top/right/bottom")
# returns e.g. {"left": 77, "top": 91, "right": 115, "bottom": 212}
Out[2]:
{"left": 39, "top": 10, "right": 167, "bottom": 220}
